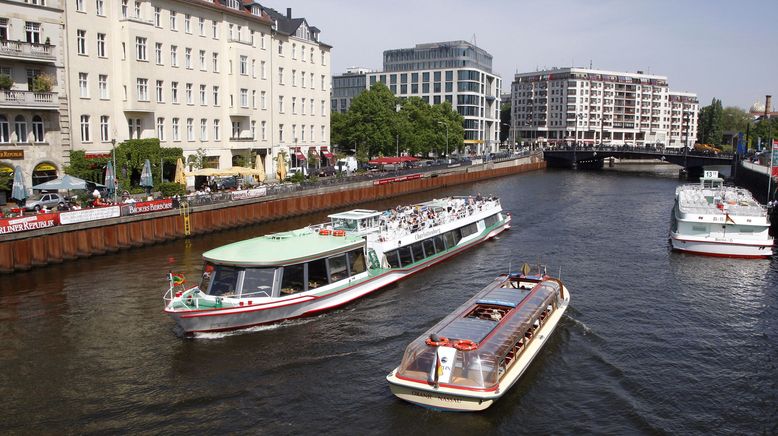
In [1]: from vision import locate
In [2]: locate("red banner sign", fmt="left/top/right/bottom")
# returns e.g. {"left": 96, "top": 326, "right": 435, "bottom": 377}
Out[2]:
{"left": 126, "top": 198, "right": 174, "bottom": 215}
{"left": 0, "top": 213, "right": 59, "bottom": 235}
{"left": 373, "top": 173, "right": 423, "bottom": 186}
{"left": 772, "top": 139, "right": 778, "bottom": 177}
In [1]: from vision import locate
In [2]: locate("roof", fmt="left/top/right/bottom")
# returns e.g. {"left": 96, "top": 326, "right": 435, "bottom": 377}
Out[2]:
{"left": 328, "top": 209, "right": 381, "bottom": 220}
{"left": 203, "top": 228, "right": 364, "bottom": 266}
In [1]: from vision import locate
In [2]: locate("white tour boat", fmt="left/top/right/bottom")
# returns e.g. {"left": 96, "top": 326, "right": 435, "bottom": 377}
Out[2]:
{"left": 670, "top": 170, "right": 774, "bottom": 258}
{"left": 386, "top": 269, "right": 570, "bottom": 412}
{"left": 163, "top": 196, "right": 511, "bottom": 334}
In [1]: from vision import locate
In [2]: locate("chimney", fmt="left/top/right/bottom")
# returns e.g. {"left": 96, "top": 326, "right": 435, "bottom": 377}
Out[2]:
{"left": 287, "top": 8, "right": 292, "bottom": 19}
{"left": 765, "top": 95, "right": 772, "bottom": 118}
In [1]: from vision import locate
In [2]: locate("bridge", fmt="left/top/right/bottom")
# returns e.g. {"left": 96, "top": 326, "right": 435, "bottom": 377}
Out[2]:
{"left": 543, "top": 146, "right": 735, "bottom": 176}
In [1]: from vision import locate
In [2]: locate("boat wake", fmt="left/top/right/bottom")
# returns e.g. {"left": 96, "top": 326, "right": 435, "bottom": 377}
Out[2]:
{"left": 189, "top": 316, "right": 324, "bottom": 340}
{"left": 564, "top": 313, "right": 593, "bottom": 335}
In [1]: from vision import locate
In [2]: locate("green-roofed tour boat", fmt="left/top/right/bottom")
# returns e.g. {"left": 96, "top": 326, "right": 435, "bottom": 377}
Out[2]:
{"left": 163, "top": 196, "right": 510, "bottom": 334}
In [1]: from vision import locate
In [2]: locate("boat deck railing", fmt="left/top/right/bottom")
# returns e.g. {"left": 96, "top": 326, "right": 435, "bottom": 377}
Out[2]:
{"left": 679, "top": 187, "right": 767, "bottom": 217}
{"left": 375, "top": 198, "right": 501, "bottom": 241}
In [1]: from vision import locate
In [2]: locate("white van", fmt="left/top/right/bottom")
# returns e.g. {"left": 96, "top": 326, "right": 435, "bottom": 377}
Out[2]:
{"left": 335, "top": 156, "right": 358, "bottom": 173}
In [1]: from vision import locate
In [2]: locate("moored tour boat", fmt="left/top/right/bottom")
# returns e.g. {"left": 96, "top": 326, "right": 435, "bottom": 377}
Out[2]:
{"left": 670, "top": 170, "right": 774, "bottom": 258}
{"left": 163, "top": 196, "right": 511, "bottom": 334}
{"left": 386, "top": 269, "right": 570, "bottom": 412}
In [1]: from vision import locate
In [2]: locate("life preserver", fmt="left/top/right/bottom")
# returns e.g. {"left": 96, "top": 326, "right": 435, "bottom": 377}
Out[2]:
{"left": 319, "top": 229, "right": 332, "bottom": 235}
{"left": 333, "top": 229, "right": 346, "bottom": 237}
{"left": 425, "top": 336, "right": 450, "bottom": 347}
{"left": 454, "top": 339, "right": 478, "bottom": 351}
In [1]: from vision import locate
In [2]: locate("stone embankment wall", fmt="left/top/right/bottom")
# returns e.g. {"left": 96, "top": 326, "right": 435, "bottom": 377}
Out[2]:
{"left": 0, "top": 159, "right": 545, "bottom": 273}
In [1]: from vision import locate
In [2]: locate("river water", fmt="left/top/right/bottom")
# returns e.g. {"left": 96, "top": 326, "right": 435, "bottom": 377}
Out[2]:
{"left": 2, "top": 165, "right": 776, "bottom": 434}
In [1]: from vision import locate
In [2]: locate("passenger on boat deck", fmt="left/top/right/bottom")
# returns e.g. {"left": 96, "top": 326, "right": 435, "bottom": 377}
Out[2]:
{"left": 476, "top": 193, "right": 483, "bottom": 202}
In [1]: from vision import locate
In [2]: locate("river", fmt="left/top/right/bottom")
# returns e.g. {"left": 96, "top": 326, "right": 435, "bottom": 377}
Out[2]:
{"left": 1, "top": 164, "right": 776, "bottom": 434}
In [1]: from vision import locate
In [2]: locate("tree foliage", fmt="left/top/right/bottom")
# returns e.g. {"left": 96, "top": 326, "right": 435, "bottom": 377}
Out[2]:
{"left": 64, "top": 139, "right": 183, "bottom": 191}
{"left": 500, "top": 102, "right": 511, "bottom": 143}
{"left": 331, "top": 82, "right": 464, "bottom": 159}
{"left": 721, "top": 106, "right": 753, "bottom": 133}
{"left": 752, "top": 117, "right": 778, "bottom": 149}
{"left": 698, "top": 98, "right": 723, "bottom": 146}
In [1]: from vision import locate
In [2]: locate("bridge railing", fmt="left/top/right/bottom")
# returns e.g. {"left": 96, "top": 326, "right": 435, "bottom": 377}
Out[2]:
{"left": 543, "top": 144, "right": 733, "bottom": 159}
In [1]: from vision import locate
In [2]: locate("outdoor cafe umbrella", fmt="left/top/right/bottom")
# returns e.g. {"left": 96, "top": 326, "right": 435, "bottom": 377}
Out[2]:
{"left": 174, "top": 158, "right": 186, "bottom": 186}
{"left": 255, "top": 155, "right": 266, "bottom": 183}
{"left": 140, "top": 159, "right": 153, "bottom": 195}
{"left": 11, "top": 165, "right": 27, "bottom": 204}
{"left": 104, "top": 160, "right": 116, "bottom": 197}
{"left": 32, "top": 174, "right": 104, "bottom": 191}
{"left": 276, "top": 152, "right": 287, "bottom": 181}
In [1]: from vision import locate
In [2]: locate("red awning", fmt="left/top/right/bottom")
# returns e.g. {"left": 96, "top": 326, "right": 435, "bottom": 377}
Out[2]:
{"left": 320, "top": 146, "right": 334, "bottom": 159}
{"left": 368, "top": 156, "right": 420, "bottom": 165}
{"left": 295, "top": 152, "right": 306, "bottom": 161}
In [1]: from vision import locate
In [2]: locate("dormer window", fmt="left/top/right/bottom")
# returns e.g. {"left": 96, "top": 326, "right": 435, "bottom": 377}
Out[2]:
{"left": 252, "top": 6, "right": 261, "bottom": 16}
{"left": 225, "top": 0, "right": 239, "bottom": 10}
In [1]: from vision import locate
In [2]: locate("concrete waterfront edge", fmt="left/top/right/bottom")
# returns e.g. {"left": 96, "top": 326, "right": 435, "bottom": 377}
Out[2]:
{"left": 0, "top": 160, "right": 545, "bottom": 274}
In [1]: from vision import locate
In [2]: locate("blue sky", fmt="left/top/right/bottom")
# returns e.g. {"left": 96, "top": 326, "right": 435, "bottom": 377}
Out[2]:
{"left": 265, "top": 0, "right": 777, "bottom": 110}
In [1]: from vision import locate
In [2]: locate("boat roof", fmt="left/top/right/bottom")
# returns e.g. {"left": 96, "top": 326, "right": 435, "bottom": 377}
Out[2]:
{"left": 202, "top": 228, "right": 364, "bottom": 267}
{"left": 328, "top": 209, "right": 381, "bottom": 220}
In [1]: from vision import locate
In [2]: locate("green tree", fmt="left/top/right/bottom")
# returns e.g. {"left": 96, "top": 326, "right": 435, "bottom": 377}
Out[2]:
{"left": 698, "top": 98, "right": 723, "bottom": 146}
{"left": 721, "top": 106, "right": 753, "bottom": 133}
{"left": 752, "top": 117, "right": 778, "bottom": 149}
{"left": 343, "top": 82, "right": 399, "bottom": 157}
{"left": 186, "top": 147, "right": 206, "bottom": 171}
{"left": 500, "top": 102, "right": 511, "bottom": 144}
{"left": 330, "top": 111, "right": 348, "bottom": 148}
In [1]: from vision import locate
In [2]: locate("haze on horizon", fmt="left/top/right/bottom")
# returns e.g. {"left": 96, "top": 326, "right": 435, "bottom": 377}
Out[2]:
{"left": 264, "top": 0, "right": 777, "bottom": 111}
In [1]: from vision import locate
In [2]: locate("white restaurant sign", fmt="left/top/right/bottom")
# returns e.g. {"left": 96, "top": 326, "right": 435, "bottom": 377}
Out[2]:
{"left": 59, "top": 206, "right": 122, "bottom": 225}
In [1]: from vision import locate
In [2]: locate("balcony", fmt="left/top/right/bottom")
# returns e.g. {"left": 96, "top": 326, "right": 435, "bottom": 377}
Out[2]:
{"left": 0, "top": 40, "right": 57, "bottom": 63}
{"left": 229, "top": 137, "right": 255, "bottom": 142}
{"left": 0, "top": 90, "right": 58, "bottom": 110}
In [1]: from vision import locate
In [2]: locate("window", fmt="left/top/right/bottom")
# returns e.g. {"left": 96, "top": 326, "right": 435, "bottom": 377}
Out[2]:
{"left": 327, "top": 254, "right": 348, "bottom": 283}
{"left": 169, "top": 10, "right": 177, "bottom": 30}
{"left": 76, "top": 0, "right": 84, "bottom": 12}
{"left": 185, "top": 47, "right": 192, "bottom": 68}
{"left": 231, "top": 121, "right": 240, "bottom": 138}
{"left": 292, "top": 43, "right": 296, "bottom": 59}
{"left": 199, "top": 85, "right": 206, "bottom": 105}
{"left": 184, "top": 14, "right": 191, "bottom": 33}
{"left": 261, "top": 120, "right": 266, "bottom": 140}
{"left": 128, "top": 118, "right": 141, "bottom": 139}
{"left": 278, "top": 40, "right": 283, "bottom": 55}
{"left": 199, "top": 50, "right": 206, "bottom": 70}
{"left": 321, "top": 75, "right": 325, "bottom": 90}
{"left": 301, "top": 73, "right": 306, "bottom": 88}
{"left": 135, "top": 37, "right": 147, "bottom": 60}
{"left": 199, "top": 17, "right": 205, "bottom": 36}
{"left": 121, "top": 0, "right": 128, "bottom": 18}
{"left": 212, "top": 22, "right": 218, "bottom": 39}
{"left": 321, "top": 50, "right": 326, "bottom": 65}
{"left": 348, "top": 249, "right": 367, "bottom": 276}
{"left": 25, "top": 22, "right": 41, "bottom": 44}
{"left": 185, "top": 83, "right": 193, "bottom": 104}
{"left": 251, "top": 59, "right": 256, "bottom": 78}
{"left": 78, "top": 73, "right": 89, "bottom": 98}
{"left": 156, "top": 117, "right": 164, "bottom": 140}
{"left": 321, "top": 125, "right": 325, "bottom": 141}
{"left": 310, "top": 73, "right": 314, "bottom": 89}
{"left": 80, "top": 115, "right": 90, "bottom": 142}
{"left": 260, "top": 91, "right": 266, "bottom": 109}
{"left": 97, "top": 33, "right": 106, "bottom": 57}
{"left": 172, "top": 118, "right": 179, "bottom": 140}
{"left": 156, "top": 80, "right": 164, "bottom": 102}
{"left": 32, "top": 115, "right": 45, "bottom": 142}
{"left": 154, "top": 6, "right": 160, "bottom": 26}
{"left": 310, "top": 125, "right": 315, "bottom": 141}
{"left": 310, "top": 99, "right": 314, "bottom": 115}
{"left": 251, "top": 90, "right": 256, "bottom": 108}
{"left": 99, "top": 115, "right": 108, "bottom": 142}
{"left": 0, "top": 116, "right": 8, "bottom": 143}
{"left": 292, "top": 70, "right": 296, "bottom": 86}
{"left": 212, "top": 86, "right": 219, "bottom": 106}
{"left": 14, "top": 116, "right": 27, "bottom": 143}
{"left": 240, "top": 88, "right": 248, "bottom": 108}
{"left": 186, "top": 118, "right": 194, "bottom": 141}
{"left": 228, "top": 24, "right": 234, "bottom": 40}
{"left": 212, "top": 53, "right": 219, "bottom": 72}
{"left": 278, "top": 67, "right": 284, "bottom": 84}
{"left": 170, "top": 45, "right": 178, "bottom": 67}
{"left": 200, "top": 119, "right": 207, "bottom": 140}
{"left": 261, "top": 61, "right": 266, "bottom": 79}
{"left": 213, "top": 119, "right": 220, "bottom": 140}
{"left": 98, "top": 74, "right": 108, "bottom": 99}
{"left": 171, "top": 81, "right": 178, "bottom": 103}
{"left": 238, "top": 55, "right": 248, "bottom": 76}
{"left": 155, "top": 43, "right": 163, "bottom": 64}
{"left": 136, "top": 78, "right": 148, "bottom": 101}
{"left": 292, "top": 97, "right": 296, "bottom": 114}
{"left": 278, "top": 124, "right": 283, "bottom": 142}
{"left": 321, "top": 100, "right": 325, "bottom": 115}
{"left": 77, "top": 30, "right": 87, "bottom": 55}
{"left": 278, "top": 96, "right": 284, "bottom": 113}
{"left": 96, "top": 0, "right": 105, "bottom": 16}
{"left": 134, "top": 1, "right": 140, "bottom": 17}
{"left": 300, "top": 124, "right": 305, "bottom": 141}
{"left": 310, "top": 47, "right": 314, "bottom": 63}
{"left": 301, "top": 98, "right": 306, "bottom": 114}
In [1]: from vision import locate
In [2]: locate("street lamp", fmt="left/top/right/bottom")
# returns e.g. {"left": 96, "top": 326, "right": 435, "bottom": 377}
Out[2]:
{"left": 395, "top": 103, "right": 401, "bottom": 158}
{"left": 501, "top": 122, "right": 511, "bottom": 154}
{"left": 437, "top": 121, "right": 449, "bottom": 161}
{"left": 111, "top": 138, "right": 117, "bottom": 203}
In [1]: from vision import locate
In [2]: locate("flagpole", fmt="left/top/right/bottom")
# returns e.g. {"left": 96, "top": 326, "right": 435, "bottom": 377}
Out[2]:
{"left": 768, "top": 139, "right": 775, "bottom": 203}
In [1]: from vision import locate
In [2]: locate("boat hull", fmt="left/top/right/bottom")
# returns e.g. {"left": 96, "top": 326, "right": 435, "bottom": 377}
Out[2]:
{"left": 670, "top": 233, "right": 773, "bottom": 259}
{"left": 387, "top": 284, "right": 570, "bottom": 412}
{"left": 167, "top": 216, "right": 512, "bottom": 334}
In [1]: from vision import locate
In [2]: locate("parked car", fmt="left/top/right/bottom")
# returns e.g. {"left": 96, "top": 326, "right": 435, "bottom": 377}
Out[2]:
{"left": 213, "top": 176, "right": 238, "bottom": 190}
{"left": 23, "top": 193, "right": 65, "bottom": 212}
{"left": 316, "top": 165, "right": 336, "bottom": 177}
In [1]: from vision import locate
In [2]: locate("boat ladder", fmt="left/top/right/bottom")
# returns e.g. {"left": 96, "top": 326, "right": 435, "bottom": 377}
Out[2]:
{"left": 179, "top": 200, "right": 191, "bottom": 236}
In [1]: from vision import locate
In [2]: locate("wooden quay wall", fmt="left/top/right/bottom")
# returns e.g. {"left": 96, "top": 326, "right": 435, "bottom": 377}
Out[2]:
{"left": 0, "top": 159, "right": 545, "bottom": 274}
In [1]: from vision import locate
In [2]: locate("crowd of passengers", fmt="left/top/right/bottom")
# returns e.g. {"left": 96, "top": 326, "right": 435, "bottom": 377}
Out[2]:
{"left": 380, "top": 194, "right": 497, "bottom": 235}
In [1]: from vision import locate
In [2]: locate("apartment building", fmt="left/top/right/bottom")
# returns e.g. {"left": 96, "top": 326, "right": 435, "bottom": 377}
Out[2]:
{"left": 64, "top": 0, "right": 330, "bottom": 178}
{"left": 332, "top": 41, "right": 502, "bottom": 154}
{"left": 0, "top": 0, "right": 67, "bottom": 189}
{"left": 510, "top": 67, "right": 697, "bottom": 149}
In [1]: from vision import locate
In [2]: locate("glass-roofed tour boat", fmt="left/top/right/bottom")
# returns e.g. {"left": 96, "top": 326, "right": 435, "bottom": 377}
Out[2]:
{"left": 386, "top": 268, "right": 570, "bottom": 412}
{"left": 163, "top": 196, "right": 510, "bottom": 334}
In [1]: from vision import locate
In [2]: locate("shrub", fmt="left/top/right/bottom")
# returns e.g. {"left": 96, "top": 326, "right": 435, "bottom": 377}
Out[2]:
{"left": 159, "top": 182, "right": 186, "bottom": 198}
{"left": 0, "top": 75, "right": 13, "bottom": 90}
{"left": 32, "top": 74, "right": 55, "bottom": 92}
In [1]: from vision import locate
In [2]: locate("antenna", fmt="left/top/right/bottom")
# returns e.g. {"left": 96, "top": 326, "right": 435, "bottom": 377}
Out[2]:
{"left": 589, "top": 59, "right": 592, "bottom": 69}
{"left": 472, "top": 33, "right": 477, "bottom": 47}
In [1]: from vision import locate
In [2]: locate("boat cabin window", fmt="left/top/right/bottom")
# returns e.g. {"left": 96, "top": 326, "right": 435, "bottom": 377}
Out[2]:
{"left": 385, "top": 250, "right": 401, "bottom": 268}
{"left": 460, "top": 222, "right": 479, "bottom": 238}
{"left": 444, "top": 229, "right": 462, "bottom": 248}
{"left": 410, "top": 242, "right": 425, "bottom": 262}
{"left": 200, "top": 263, "right": 241, "bottom": 297}
{"left": 331, "top": 217, "right": 358, "bottom": 232}
{"left": 484, "top": 213, "right": 500, "bottom": 228}
{"left": 308, "top": 258, "right": 329, "bottom": 289}
{"left": 433, "top": 234, "right": 447, "bottom": 252}
{"left": 281, "top": 263, "right": 305, "bottom": 295}
{"left": 348, "top": 248, "right": 367, "bottom": 275}
{"left": 327, "top": 254, "right": 349, "bottom": 283}
{"left": 398, "top": 246, "right": 413, "bottom": 267}
{"left": 241, "top": 267, "right": 275, "bottom": 298}
{"left": 422, "top": 239, "right": 436, "bottom": 257}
